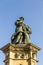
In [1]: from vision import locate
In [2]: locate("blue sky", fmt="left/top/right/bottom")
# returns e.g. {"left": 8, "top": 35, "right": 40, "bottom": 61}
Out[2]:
{"left": 0, "top": 0, "right": 43, "bottom": 65}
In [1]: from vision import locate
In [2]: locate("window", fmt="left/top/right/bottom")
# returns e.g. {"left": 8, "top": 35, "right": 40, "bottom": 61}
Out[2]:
{"left": 20, "top": 64, "right": 22, "bottom": 65}
{"left": 20, "top": 54, "right": 24, "bottom": 58}
{"left": 5, "top": 62, "right": 9, "bottom": 65}
{"left": 32, "top": 53, "right": 35, "bottom": 59}
{"left": 6, "top": 53, "right": 9, "bottom": 58}
{"left": 15, "top": 53, "right": 18, "bottom": 58}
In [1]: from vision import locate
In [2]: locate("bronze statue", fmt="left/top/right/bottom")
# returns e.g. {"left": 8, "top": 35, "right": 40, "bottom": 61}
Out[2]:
{"left": 11, "top": 17, "right": 32, "bottom": 44}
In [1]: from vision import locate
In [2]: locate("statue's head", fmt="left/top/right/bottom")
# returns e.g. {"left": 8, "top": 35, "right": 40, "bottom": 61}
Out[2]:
{"left": 17, "top": 17, "right": 24, "bottom": 23}
{"left": 15, "top": 17, "right": 24, "bottom": 26}
{"left": 19, "top": 17, "right": 24, "bottom": 21}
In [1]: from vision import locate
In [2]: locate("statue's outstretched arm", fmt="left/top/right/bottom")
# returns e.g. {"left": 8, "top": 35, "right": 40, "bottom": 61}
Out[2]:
{"left": 27, "top": 25, "right": 32, "bottom": 34}
{"left": 23, "top": 24, "right": 32, "bottom": 34}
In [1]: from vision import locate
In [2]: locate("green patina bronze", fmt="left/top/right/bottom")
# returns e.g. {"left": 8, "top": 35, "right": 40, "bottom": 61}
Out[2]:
{"left": 11, "top": 17, "right": 32, "bottom": 44}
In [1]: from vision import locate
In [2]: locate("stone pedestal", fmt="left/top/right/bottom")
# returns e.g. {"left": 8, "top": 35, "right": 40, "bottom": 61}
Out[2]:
{"left": 1, "top": 43, "right": 40, "bottom": 65}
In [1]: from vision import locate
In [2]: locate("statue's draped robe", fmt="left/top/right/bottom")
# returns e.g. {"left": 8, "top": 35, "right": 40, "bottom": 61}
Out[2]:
{"left": 11, "top": 23, "right": 32, "bottom": 44}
